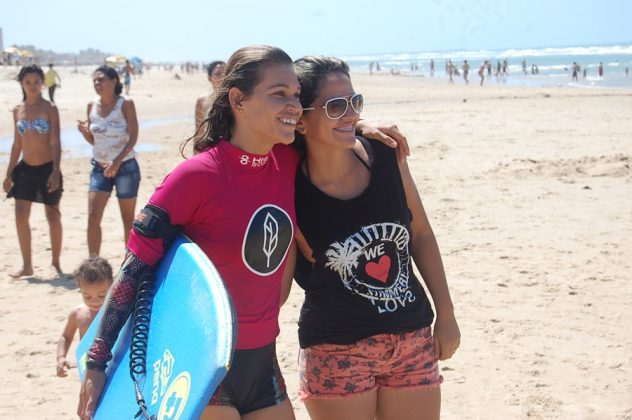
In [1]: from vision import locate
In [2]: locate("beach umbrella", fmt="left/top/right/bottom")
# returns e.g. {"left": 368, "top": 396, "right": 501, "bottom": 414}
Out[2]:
{"left": 3, "top": 46, "right": 21, "bottom": 55}
{"left": 105, "top": 54, "right": 127, "bottom": 66}
{"left": 129, "top": 56, "right": 143, "bottom": 71}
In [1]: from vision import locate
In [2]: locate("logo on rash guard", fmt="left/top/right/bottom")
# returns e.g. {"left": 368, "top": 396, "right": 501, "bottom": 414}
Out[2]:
{"left": 242, "top": 204, "right": 293, "bottom": 276}
{"left": 239, "top": 154, "right": 269, "bottom": 167}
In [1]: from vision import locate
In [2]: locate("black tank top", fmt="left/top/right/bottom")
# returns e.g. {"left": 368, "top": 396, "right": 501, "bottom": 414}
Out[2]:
{"left": 294, "top": 138, "right": 434, "bottom": 348}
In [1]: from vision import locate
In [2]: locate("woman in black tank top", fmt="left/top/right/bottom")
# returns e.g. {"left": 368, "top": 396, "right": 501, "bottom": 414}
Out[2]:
{"left": 287, "top": 56, "right": 461, "bottom": 420}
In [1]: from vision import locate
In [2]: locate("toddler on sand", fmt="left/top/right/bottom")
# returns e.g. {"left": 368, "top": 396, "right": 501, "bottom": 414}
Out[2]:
{"left": 56, "top": 257, "right": 113, "bottom": 377}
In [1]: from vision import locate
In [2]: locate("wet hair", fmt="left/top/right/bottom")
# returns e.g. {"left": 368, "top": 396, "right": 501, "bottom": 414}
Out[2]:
{"left": 17, "top": 64, "right": 45, "bottom": 101}
{"left": 73, "top": 256, "right": 114, "bottom": 287}
{"left": 207, "top": 60, "right": 226, "bottom": 77}
{"left": 182, "top": 45, "right": 293, "bottom": 155}
{"left": 292, "top": 56, "right": 351, "bottom": 155}
{"left": 93, "top": 65, "right": 123, "bottom": 95}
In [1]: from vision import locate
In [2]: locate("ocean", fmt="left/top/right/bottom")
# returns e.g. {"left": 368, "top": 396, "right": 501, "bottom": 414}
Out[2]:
{"left": 341, "top": 43, "right": 632, "bottom": 89}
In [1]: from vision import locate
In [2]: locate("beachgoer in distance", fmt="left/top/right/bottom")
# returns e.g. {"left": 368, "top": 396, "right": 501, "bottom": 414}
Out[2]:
{"left": 121, "top": 60, "right": 135, "bottom": 95}
{"left": 45, "top": 63, "right": 62, "bottom": 103}
{"left": 463, "top": 60, "right": 470, "bottom": 84}
{"left": 447, "top": 60, "right": 454, "bottom": 84}
{"left": 288, "top": 55, "right": 460, "bottom": 420}
{"left": 77, "top": 65, "right": 140, "bottom": 256}
{"left": 598, "top": 62, "right": 604, "bottom": 77}
{"left": 194, "top": 60, "right": 226, "bottom": 141}
{"left": 479, "top": 61, "right": 486, "bottom": 86}
{"left": 56, "top": 256, "right": 113, "bottom": 377}
{"left": 3, "top": 64, "right": 63, "bottom": 278}
{"left": 77, "top": 45, "right": 408, "bottom": 420}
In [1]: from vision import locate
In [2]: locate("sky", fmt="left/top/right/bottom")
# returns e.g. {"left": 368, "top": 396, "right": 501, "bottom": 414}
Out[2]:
{"left": 1, "top": 0, "right": 631, "bottom": 62}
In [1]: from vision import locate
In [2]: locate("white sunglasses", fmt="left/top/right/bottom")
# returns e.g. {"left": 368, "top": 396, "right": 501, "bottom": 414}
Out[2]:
{"left": 302, "top": 93, "right": 364, "bottom": 119}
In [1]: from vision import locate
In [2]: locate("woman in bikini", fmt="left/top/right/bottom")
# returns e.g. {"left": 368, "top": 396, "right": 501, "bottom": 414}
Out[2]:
{"left": 3, "top": 64, "right": 63, "bottom": 278}
{"left": 77, "top": 65, "right": 141, "bottom": 256}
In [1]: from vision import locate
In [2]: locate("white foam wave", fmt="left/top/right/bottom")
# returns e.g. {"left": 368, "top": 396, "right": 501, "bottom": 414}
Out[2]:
{"left": 342, "top": 44, "right": 632, "bottom": 64}
{"left": 497, "top": 45, "right": 632, "bottom": 58}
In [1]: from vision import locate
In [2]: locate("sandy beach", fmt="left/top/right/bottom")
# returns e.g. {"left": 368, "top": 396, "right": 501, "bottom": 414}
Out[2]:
{"left": 0, "top": 65, "right": 630, "bottom": 419}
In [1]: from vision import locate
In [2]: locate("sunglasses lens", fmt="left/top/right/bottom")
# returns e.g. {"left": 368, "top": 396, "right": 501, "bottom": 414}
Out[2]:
{"left": 351, "top": 94, "right": 364, "bottom": 113}
{"left": 326, "top": 98, "right": 348, "bottom": 119}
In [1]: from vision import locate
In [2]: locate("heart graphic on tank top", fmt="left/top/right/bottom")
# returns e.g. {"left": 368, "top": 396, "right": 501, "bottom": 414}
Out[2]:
{"left": 365, "top": 255, "right": 391, "bottom": 283}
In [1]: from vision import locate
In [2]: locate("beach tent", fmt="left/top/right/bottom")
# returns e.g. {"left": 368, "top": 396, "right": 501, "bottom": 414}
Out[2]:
{"left": 105, "top": 54, "right": 127, "bottom": 66}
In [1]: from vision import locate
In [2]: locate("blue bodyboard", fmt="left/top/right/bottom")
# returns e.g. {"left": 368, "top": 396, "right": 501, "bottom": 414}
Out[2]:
{"left": 76, "top": 235, "right": 236, "bottom": 419}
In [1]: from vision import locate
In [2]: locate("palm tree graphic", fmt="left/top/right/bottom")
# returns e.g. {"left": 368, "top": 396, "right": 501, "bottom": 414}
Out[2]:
{"left": 325, "top": 239, "right": 362, "bottom": 285}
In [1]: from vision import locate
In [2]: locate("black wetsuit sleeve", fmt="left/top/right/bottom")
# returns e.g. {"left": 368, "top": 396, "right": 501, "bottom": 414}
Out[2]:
{"left": 85, "top": 251, "right": 154, "bottom": 371}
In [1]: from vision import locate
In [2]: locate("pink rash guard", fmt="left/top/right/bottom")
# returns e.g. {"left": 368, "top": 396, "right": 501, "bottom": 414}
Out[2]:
{"left": 128, "top": 139, "right": 298, "bottom": 349}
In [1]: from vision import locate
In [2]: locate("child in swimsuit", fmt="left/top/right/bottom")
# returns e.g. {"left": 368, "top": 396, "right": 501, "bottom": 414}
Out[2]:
{"left": 3, "top": 64, "right": 63, "bottom": 278}
{"left": 57, "top": 257, "right": 113, "bottom": 377}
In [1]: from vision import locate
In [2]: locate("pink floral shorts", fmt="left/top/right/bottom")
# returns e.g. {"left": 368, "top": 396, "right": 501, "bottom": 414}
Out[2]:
{"left": 299, "top": 327, "right": 442, "bottom": 400}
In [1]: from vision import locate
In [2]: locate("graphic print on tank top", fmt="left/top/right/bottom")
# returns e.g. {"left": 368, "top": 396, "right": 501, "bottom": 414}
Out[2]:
{"left": 325, "top": 222, "right": 416, "bottom": 314}
{"left": 242, "top": 204, "right": 293, "bottom": 276}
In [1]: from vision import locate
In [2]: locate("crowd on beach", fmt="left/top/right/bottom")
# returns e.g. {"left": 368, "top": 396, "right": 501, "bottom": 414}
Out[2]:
{"left": 4, "top": 45, "right": 460, "bottom": 420}
{"left": 367, "top": 56, "right": 630, "bottom": 87}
